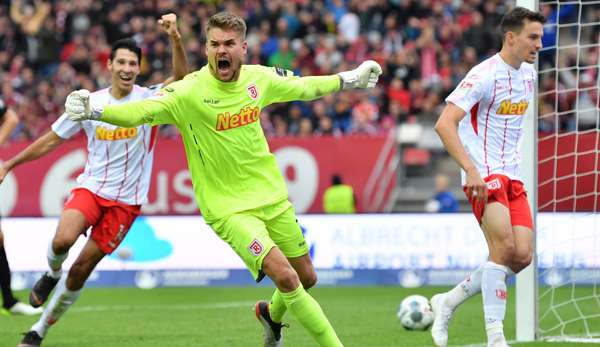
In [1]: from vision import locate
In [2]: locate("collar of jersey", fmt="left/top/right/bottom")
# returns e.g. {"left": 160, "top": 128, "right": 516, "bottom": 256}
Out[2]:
{"left": 108, "top": 86, "right": 136, "bottom": 103}
{"left": 495, "top": 53, "right": 521, "bottom": 72}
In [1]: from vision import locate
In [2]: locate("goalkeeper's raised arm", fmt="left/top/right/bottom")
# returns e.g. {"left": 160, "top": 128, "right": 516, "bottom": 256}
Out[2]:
{"left": 64, "top": 60, "right": 382, "bottom": 127}
{"left": 261, "top": 60, "right": 382, "bottom": 105}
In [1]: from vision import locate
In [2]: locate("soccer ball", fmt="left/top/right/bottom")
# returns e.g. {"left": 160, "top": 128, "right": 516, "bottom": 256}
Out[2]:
{"left": 397, "top": 295, "right": 434, "bottom": 331}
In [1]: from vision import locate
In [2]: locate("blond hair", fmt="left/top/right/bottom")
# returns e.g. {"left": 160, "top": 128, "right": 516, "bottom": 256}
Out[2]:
{"left": 207, "top": 12, "right": 247, "bottom": 39}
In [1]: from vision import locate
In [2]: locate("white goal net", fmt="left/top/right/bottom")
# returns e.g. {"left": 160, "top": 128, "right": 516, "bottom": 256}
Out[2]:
{"left": 536, "top": 0, "right": 600, "bottom": 342}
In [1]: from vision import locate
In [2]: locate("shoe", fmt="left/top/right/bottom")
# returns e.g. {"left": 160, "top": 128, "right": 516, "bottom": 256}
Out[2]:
{"left": 430, "top": 294, "right": 454, "bottom": 347}
{"left": 487, "top": 333, "right": 510, "bottom": 347}
{"left": 29, "top": 274, "right": 59, "bottom": 308}
{"left": 8, "top": 302, "right": 43, "bottom": 315}
{"left": 17, "top": 331, "right": 43, "bottom": 347}
{"left": 255, "top": 300, "right": 286, "bottom": 347}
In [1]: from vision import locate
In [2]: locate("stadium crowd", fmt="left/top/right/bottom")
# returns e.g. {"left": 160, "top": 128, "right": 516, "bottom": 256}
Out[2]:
{"left": 0, "top": 0, "right": 596, "bottom": 140}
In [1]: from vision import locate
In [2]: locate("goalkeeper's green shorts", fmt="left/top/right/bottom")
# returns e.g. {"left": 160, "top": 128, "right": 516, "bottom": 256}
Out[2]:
{"left": 209, "top": 199, "right": 309, "bottom": 281}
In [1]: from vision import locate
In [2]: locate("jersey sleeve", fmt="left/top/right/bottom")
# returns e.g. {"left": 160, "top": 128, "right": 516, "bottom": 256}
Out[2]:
{"left": 102, "top": 80, "right": 187, "bottom": 127}
{"left": 260, "top": 66, "right": 340, "bottom": 106}
{"left": 445, "top": 68, "right": 490, "bottom": 114}
{"left": 144, "top": 83, "right": 164, "bottom": 98}
{"left": 51, "top": 113, "right": 83, "bottom": 139}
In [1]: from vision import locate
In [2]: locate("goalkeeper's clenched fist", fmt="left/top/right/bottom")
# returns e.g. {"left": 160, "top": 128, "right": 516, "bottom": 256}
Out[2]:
{"left": 65, "top": 89, "right": 102, "bottom": 121}
{"left": 337, "top": 60, "right": 383, "bottom": 90}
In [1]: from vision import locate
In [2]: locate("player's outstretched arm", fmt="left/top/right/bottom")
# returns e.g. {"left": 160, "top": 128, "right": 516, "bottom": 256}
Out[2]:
{"left": 0, "top": 130, "right": 65, "bottom": 184}
{"left": 434, "top": 103, "right": 487, "bottom": 202}
{"left": 159, "top": 13, "right": 188, "bottom": 85}
{"left": 65, "top": 89, "right": 176, "bottom": 128}
{"left": 266, "top": 60, "right": 382, "bottom": 104}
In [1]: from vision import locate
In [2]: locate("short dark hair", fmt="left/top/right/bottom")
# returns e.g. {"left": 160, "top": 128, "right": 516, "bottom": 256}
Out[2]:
{"left": 500, "top": 7, "right": 546, "bottom": 38}
{"left": 207, "top": 12, "right": 247, "bottom": 40}
{"left": 332, "top": 174, "right": 342, "bottom": 185}
{"left": 110, "top": 38, "right": 142, "bottom": 64}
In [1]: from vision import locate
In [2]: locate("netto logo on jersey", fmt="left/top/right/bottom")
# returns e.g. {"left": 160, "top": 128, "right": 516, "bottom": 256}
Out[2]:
{"left": 216, "top": 106, "right": 259, "bottom": 131}
{"left": 96, "top": 126, "right": 137, "bottom": 140}
{"left": 496, "top": 100, "right": 528, "bottom": 115}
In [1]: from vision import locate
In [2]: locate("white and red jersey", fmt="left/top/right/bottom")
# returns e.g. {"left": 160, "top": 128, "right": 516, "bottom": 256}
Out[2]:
{"left": 446, "top": 53, "right": 536, "bottom": 184}
{"left": 52, "top": 84, "right": 161, "bottom": 206}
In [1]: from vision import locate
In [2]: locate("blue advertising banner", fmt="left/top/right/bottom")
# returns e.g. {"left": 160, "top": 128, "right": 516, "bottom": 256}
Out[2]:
{"left": 3, "top": 213, "right": 598, "bottom": 288}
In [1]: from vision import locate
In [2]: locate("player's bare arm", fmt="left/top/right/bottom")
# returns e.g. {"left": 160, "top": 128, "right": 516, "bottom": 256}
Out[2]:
{"left": 159, "top": 13, "right": 188, "bottom": 86}
{"left": 0, "top": 108, "right": 19, "bottom": 147}
{"left": 0, "top": 131, "right": 65, "bottom": 184}
{"left": 435, "top": 102, "right": 487, "bottom": 203}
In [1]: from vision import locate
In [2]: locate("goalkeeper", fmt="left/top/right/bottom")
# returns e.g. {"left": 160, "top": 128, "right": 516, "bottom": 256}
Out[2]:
{"left": 65, "top": 11, "right": 382, "bottom": 347}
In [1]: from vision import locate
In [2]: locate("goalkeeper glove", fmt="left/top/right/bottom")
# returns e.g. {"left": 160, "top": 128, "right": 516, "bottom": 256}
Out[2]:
{"left": 338, "top": 60, "right": 383, "bottom": 90}
{"left": 65, "top": 89, "right": 103, "bottom": 121}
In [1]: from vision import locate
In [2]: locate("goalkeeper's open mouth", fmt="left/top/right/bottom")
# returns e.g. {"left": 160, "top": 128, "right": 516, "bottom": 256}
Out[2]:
{"left": 216, "top": 58, "right": 232, "bottom": 76}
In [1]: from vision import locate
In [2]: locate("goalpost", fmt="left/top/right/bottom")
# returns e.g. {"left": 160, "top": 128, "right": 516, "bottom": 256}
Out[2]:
{"left": 516, "top": 0, "right": 538, "bottom": 342}
{"left": 518, "top": 0, "right": 600, "bottom": 342}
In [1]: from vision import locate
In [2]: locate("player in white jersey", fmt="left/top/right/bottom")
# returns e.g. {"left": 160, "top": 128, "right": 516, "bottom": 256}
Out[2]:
{"left": 0, "top": 14, "right": 187, "bottom": 347}
{"left": 429, "top": 7, "right": 545, "bottom": 347}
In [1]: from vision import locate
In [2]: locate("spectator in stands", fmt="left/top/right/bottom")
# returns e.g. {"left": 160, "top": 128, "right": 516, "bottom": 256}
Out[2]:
{"left": 323, "top": 174, "right": 356, "bottom": 214}
{"left": 350, "top": 92, "right": 379, "bottom": 134}
{"left": 387, "top": 77, "right": 411, "bottom": 111}
{"left": 315, "top": 116, "right": 342, "bottom": 137}
{"left": 338, "top": 6, "right": 360, "bottom": 44}
{"left": 381, "top": 101, "right": 408, "bottom": 130}
{"left": 297, "top": 118, "right": 314, "bottom": 138}
{"left": 272, "top": 114, "right": 288, "bottom": 137}
{"left": 268, "top": 37, "right": 295, "bottom": 71}
{"left": 425, "top": 174, "right": 459, "bottom": 213}
{"left": 287, "top": 104, "right": 303, "bottom": 135}
{"left": 9, "top": 0, "right": 52, "bottom": 70}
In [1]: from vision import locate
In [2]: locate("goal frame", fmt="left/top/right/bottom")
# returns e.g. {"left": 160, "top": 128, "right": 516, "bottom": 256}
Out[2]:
{"left": 516, "top": 0, "right": 539, "bottom": 342}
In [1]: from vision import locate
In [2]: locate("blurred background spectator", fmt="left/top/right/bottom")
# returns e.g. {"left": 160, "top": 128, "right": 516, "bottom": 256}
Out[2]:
{"left": 323, "top": 174, "right": 356, "bottom": 214}
{"left": 425, "top": 174, "right": 459, "bottom": 213}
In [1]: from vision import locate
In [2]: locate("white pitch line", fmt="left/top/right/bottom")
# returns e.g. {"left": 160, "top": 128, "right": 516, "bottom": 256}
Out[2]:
{"left": 452, "top": 340, "right": 516, "bottom": 347}
{"left": 69, "top": 301, "right": 256, "bottom": 313}
{"left": 451, "top": 342, "right": 486, "bottom": 347}
{"left": 452, "top": 339, "right": 596, "bottom": 346}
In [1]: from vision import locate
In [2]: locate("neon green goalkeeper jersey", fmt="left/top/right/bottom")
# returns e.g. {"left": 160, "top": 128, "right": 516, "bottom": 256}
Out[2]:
{"left": 101, "top": 65, "right": 340, "bottom": 222}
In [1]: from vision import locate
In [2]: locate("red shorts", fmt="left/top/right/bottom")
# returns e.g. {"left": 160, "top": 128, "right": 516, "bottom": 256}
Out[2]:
{"left": 64, "top": 188, "right": 141, "bottom": 254}
{"left": 463, "top": 174, "right": 533, "bottom": 229}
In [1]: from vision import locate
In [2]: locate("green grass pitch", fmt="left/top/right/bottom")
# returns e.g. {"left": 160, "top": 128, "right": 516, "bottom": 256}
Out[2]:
{"left": 0, "top": 286, "right": 593, "bottom": 346}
